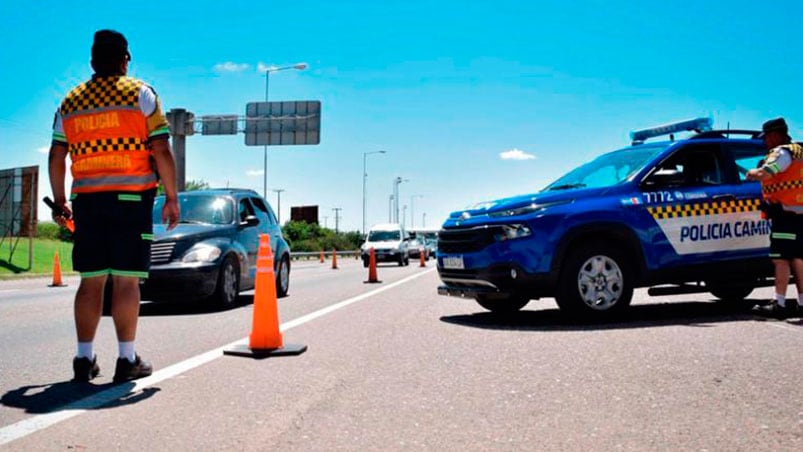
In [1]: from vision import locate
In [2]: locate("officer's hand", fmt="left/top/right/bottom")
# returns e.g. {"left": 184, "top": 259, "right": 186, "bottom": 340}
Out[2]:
{"left": 162, "top": 198, "right": 180, "bottom": 231}
{"left": 52, "top": 202, "right": 72, "bottom": 227}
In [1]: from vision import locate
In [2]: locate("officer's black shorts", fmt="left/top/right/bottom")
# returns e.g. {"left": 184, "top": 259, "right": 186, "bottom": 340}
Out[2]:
{"left": 769, "top": 210, "right": 803, "bottom": 260}
{"left": 71, "top": 190, "right": 155, "bottom": 278}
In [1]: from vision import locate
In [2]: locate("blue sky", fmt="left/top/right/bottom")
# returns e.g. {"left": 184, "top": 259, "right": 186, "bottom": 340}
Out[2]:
{"left": 2, "top": 0, "right": 802, "bottom": 233}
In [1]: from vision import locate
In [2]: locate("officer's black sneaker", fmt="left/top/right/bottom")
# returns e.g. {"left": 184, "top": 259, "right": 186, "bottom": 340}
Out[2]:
{"left": 112, "top": 355, "right": 153, "bottom": 383}
{"left": 72, "top": 356, "right": 100, "bottom": 382}
{"left": 756, "top": 301, "right": 796, "bottom": 320}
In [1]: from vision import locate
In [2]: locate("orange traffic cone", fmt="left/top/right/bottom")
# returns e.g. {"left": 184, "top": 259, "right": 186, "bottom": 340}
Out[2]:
{"left": 364, "top": 247, "right": 381, "bottom": 284}
{"left": 319, "top": 250, "right": 325, "bottom": 263}
{"left": 419, "top": 248, "right": 427, "bottom": 267}
{"left": 331, "top": 248, "right": 338, "bottom": 270}
{"left": 48, "top": 250, "right": 67, "bottom": 287}
{"left": 224, "top": 234, "right": 306, "bottom": 358}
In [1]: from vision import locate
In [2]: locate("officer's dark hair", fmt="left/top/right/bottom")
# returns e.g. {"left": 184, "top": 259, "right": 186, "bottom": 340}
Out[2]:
{"left": 90, "top": 29, "right": 130, "bottom": 77}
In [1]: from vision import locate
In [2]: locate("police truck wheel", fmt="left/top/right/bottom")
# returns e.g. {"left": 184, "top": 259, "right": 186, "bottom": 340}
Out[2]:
{"left": 276, "top": 255, "right": 290, "bottom": 298}
{"left": 475, "top": 294, "right": 529, "bottom": 314}
{"left": 211, "top": 255, "right": 239, "bottom": 309}
{"left": 707, "top": 283, "right": 756, "bottom": 310}
{"left": 555, "top": 242, "right": 633, "bottom": 318}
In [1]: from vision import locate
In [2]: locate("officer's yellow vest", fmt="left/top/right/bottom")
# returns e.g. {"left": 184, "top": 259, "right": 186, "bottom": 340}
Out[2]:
{"left": 762, "top": 143, "right": 803, "bottom": 206}
{"left": 60, "top": 76, "right": 157, "bottom": 194}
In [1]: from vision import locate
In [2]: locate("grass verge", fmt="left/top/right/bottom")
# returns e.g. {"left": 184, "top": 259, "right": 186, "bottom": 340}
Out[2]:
{"left": 0, "top": 238, "right": 74, "bottom": 279}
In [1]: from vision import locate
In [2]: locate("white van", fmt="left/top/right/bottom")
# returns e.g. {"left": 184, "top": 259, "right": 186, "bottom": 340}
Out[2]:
{"left": 361, "top": 223, "right": 410, "bottom": 267}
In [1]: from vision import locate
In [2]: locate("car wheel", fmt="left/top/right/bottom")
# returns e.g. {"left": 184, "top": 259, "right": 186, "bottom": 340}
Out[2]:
{"left": 555, "top": 242, "right": 633, "bottom": 318}
{"left": 404, "top": 255, "right": 410, "bottom": 266}
{"left": 211, "top": 255, "right": 239, "bottom": 309}
{"left": 398, "top": 254, "right": 404, "bottom": 266}
{"left": 276, "top": 255, "right": 290, "bottom": 298}
{"left": 475, "top": 294, "right": 529, "bottom": 314}
{"left": 363, "top": 258, "right": 369, "bottom": 268}
{"left": 707, "top": 283, "right": 756, "bottom": 310}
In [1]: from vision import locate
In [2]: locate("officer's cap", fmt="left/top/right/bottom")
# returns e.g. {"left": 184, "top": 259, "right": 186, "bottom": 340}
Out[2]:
{"left": 758, "top": 117, "right": 789, "bottom": 138}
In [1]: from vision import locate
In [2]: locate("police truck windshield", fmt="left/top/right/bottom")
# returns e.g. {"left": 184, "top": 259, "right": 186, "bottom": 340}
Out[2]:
{"left": 543, "top": 144, "right": 668, "bottom": 191}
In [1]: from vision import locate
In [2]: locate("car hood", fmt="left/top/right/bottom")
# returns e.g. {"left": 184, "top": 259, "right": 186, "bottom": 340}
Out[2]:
{"left": 363, "top": 240, "right": 402, "bottom": 249}
{"left": 447, "top": 187, "right": 610, "bottom": 221}
{"left": 153, "top": 223, "right": 236, "bottom": 242}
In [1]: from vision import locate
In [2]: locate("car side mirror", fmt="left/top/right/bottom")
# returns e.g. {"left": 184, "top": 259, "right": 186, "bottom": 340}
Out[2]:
{"left": 240, "top": 215, "right": 260, "bottom": 227}
{"left": 643, "top": 168, "right": 684, "bottom": 188}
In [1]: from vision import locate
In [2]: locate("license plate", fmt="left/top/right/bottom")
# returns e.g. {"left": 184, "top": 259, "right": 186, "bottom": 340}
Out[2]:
{"left": 442, "top": 255, "right": 464, "bottom": 269}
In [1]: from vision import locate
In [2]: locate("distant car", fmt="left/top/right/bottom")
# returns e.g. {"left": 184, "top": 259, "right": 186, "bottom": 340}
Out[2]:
{"left": 424, "top": 237, "right": 438, "bottom": 258}
{"left": 361, "top": 223, "right": 410, "bottom": 267}
{"left": 138, "top": 188, "right": 291, "bottom": 308}
{"left": 408, "top": 237, "right": 430, "bottom": 260}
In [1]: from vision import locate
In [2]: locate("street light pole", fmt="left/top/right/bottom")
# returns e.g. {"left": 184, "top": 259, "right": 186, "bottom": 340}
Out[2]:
{"left": 388, "top": 194, "right": 394, "bottom": 223}
{"left": 392, "top": 177, "right": 409, "bottom": 224}
{"left": 262, "top": 62, "right": 307, "bottom": 198}
{"left": 332, "top": 207, "right": 342, "bottom": 233}
{"left": 362, "top": 150, "right": 386, "bottom": 236}
{"left": 272, "top": 188, "right": 285, "bottom": 224}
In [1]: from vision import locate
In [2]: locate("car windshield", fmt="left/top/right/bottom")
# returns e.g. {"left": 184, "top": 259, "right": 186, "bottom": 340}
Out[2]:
{"left": 153, "top": 194, "right": 235, "bottom": 225}
{"left": 542, "top": 144, "right": 668, "bottom": 191}
{"left": 368, "top": 230, "right": 400, "bottom": 241}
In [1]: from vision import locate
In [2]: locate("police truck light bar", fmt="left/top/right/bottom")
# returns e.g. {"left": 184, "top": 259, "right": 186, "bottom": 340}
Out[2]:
{"left": 630, "top": 117, "right": 713, "bottom": 145}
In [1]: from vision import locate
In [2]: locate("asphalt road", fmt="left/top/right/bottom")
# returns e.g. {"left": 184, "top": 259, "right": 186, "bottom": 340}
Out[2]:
{"left": 1, "top": 259, "right": 801, "bottom": 451}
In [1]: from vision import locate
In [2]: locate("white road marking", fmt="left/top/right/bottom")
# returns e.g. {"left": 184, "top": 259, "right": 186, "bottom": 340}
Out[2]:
{"left": 0, "top": 268, "right": 436, "bottom": 446}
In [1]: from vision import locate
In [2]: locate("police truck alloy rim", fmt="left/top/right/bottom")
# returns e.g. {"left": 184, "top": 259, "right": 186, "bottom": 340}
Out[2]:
{"left": 577, "top": 255, "right": 624, "bottom": 310}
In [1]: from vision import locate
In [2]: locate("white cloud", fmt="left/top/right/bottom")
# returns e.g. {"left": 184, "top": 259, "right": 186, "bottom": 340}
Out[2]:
{"left": 246, "top": 169, "right": 264, "bottom": 177}
{"left": 500, "top": 148, "right": 536, "bottom": 161}
{"left": 214, "top": 62, "right": 250, "bottom": 73}
{"left": 256, "top": 62, "right": 277, "bottom": 73}
{"left": 36, "top": 146, "right": 49, "bottom": 154}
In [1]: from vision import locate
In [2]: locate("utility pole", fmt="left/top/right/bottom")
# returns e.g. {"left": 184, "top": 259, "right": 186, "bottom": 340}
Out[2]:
{"left": 271, "top": 188, "right": 285, "bottom": 224}
{"left": 332, "top": 207, "right": 342, "bottom": 233}
{"left": 323, "top": 215, "right": 329, "bottom": 228}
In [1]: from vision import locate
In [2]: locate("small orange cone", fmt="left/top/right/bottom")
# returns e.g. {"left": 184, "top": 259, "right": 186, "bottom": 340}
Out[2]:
{"left": 319, "top": 250, "right": 325, "bottom": 263}
{"left": 364, "top": 247, "right": 381, "bottom": 284}
{"left": 224, "top": 234, "right": 306, "bottom": 358}
{"left": 48, "top": 250, "right": 67, "bottom": 287}
{"left": 331, "top": 248, "right": 338, "bottom": 270}
{"left": 419, "top": 248, "right": 427, "bottom": 267}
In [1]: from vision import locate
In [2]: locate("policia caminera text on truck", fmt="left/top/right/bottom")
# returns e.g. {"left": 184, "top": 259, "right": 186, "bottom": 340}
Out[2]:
{"left": 437, "top": 118, "right": 777, "bottom": 318}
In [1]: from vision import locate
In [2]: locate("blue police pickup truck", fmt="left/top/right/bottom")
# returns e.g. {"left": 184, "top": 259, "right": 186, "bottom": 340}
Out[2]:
{"left": 437, "top": 118, "right": 774, "bottom": 318}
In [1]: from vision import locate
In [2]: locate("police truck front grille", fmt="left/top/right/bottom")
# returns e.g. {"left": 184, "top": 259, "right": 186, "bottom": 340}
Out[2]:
{"left": 438, "top": 226, "right": 498, "bottom": 253}
{"left": 150, "top": 242, "right": 176, "bottom": 264}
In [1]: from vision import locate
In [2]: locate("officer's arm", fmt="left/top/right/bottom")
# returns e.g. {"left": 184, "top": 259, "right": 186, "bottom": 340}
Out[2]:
{"left": 48, "top": 143, "right": 71, "bottom": 218}
{"left": 150, "top": 138, "right": 180, "bottom": 229}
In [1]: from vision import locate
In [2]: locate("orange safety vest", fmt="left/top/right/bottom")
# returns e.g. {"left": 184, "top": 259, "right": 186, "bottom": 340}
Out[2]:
{"left": 60, "top": 76, "right": 157, "bottom": 194}
{"left": 761, "top": 143, "right": 803, "bottom": 206}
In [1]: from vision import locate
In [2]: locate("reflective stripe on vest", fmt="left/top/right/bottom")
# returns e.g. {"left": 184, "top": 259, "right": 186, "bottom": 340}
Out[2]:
{"left": 60, "top": 76, "right": 156, "bottom": 194}
{"left": 762, "top": 144, "right": 803, "bottom": 206}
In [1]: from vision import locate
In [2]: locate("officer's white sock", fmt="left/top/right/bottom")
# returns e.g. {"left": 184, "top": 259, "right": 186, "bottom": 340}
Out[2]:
{"left": 118, "top": 341, "right": 136, "bottom": 362}
{"left": 76, "top": 342, "right": 94, "bottom": 360}
{"left": 774, "top": 293, "right": 786, "bottom": 307}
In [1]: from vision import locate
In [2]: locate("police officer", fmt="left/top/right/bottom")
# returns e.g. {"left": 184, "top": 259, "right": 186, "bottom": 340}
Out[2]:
{"left": 746, "top": 118, "right": 803, "bottom": 318}
{"left": 48, "top": 30, "right": 180, "bottom": 382}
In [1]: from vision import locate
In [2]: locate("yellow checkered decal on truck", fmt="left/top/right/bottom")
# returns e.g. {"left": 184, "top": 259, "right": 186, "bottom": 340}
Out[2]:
{"left": 647, "top": 199, "right": 760, "bottom": 220}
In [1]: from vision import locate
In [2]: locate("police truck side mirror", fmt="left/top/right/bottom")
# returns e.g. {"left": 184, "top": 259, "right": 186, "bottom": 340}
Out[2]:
{"left": 643, "top": 168, "right": 684, "bottom": 188}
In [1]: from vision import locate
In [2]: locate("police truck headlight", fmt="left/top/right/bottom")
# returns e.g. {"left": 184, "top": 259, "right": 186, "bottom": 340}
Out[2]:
{"left": 494, "top": 224, "right": 533, "bottom": 241}
{"left": 182, "top": 244, "right": 222, "bottom": 263}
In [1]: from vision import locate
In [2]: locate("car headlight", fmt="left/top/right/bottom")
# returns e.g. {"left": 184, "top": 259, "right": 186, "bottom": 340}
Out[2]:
{"left": 493, "top": 224, "right": 532, "bottom": 241}
{"left": 181, "top": 243, "right": 222, "bottom": 263}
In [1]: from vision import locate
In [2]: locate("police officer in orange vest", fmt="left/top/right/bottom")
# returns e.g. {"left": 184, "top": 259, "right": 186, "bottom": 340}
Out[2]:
{"left": 48, "top": 30, "right": 180, "bottom": 382}
{"left": 746, "top": 118, "right": 803, "bottom": 319}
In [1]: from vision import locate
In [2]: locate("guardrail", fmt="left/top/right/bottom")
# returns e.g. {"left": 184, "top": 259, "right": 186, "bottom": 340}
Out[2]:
{"left": 291, "top": 250, "right": 361, "bottom": 261}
